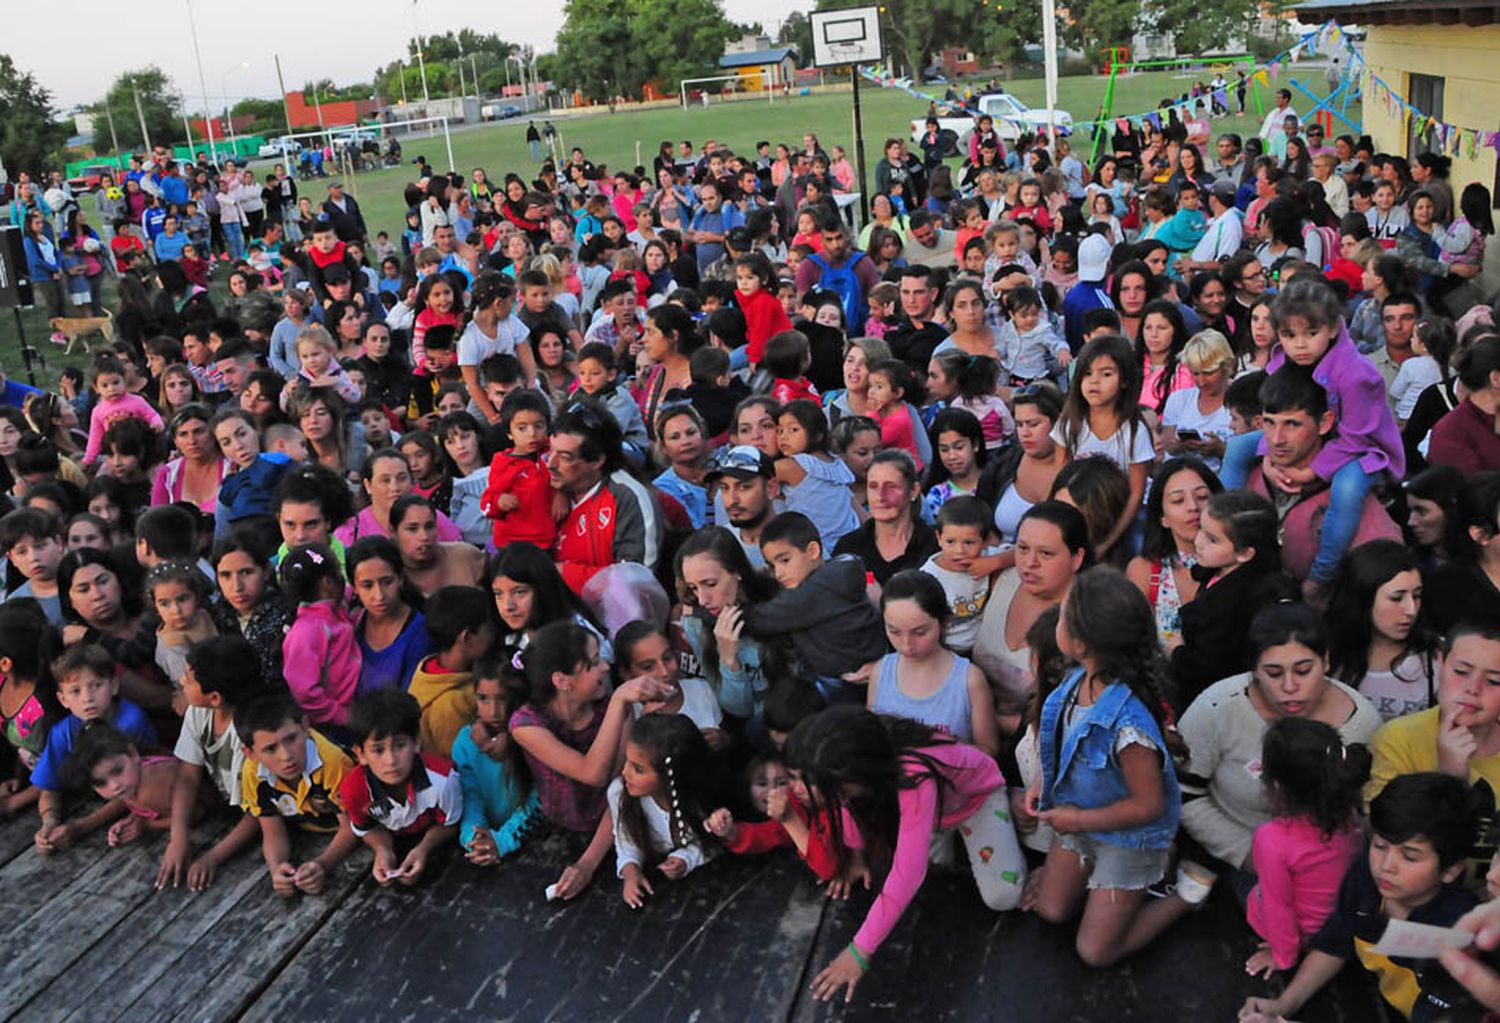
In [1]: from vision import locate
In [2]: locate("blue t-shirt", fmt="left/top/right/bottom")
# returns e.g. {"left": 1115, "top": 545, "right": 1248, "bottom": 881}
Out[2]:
{"left": 690, "top": 205, "right": 744, "bottom": 270}
{"left": 154, "top": 232, "right": 188, "bottom": 262}
{"left": 9, "top": 581, "right": 62, "bottom": 627}
{"left": 356, "top": 610, "right": 433, "bottom": 697}
{"left": 31, "top": 699, "right": 159, "bottom": 791}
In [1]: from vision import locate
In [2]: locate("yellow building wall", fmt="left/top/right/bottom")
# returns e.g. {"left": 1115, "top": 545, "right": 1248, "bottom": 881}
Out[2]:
{"left": 1362, "top": 24, "right": 1500, "bottom": 196}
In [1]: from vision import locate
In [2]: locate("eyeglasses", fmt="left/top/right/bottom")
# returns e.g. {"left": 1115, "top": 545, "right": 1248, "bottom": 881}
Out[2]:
{"left": 1241, "top": 269, "right": 1267, "bottom": 282}
{"left": 561, "top": 400, "right": 606, "bottom": 432}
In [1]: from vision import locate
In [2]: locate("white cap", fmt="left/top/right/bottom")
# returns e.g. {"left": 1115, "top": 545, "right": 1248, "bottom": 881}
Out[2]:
{"left": 1078, "top": 233, "right": 1112, "bottom": 282}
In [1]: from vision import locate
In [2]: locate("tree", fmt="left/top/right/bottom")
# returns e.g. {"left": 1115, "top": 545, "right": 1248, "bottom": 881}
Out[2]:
{"left": 91, "top": 67, "right": 181, "bottom": 153}
{"left": 778, "top": 12, "right": 814, "bottom": 64}
{"left": 555, "top": 0, "right": 636, "bottom": 100}
{"left": 553, "top": 0, "right": 737, "bottom": 99}
{"left": 0, "top": 53, "right": 69, "bottom": 174}
{"left": 812, "top": 0, "right": 1042, "bottom": 79}
{"left": 230, "top": 97, "right": 286, "bottom": 132}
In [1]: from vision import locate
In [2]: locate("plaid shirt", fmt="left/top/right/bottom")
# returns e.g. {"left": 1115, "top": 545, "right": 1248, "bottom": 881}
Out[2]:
{"left": 509, "top": 702, "right": 607, "bottom": 833}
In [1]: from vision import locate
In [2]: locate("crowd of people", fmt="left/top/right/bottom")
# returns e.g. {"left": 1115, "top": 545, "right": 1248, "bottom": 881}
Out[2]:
{"left": 3, "top": 84, "right": 1500, "bottom": 1017}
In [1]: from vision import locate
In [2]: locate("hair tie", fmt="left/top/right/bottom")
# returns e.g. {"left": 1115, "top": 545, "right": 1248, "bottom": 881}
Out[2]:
{"left": 512, "top": 650, "right": 525, "bottom": 672}
{"left": 664, "top": 754, "right": 686, "bottom": 838}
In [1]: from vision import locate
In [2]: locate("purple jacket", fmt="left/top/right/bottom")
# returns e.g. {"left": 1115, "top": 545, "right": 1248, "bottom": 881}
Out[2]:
{"left": 1264, "top": 323, "right": 1405, "bottom": 481}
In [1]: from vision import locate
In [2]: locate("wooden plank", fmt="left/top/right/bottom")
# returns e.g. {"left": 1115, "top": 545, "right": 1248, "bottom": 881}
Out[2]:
{"left": 240, "top": 837, "right": 828, "bottom": 1023}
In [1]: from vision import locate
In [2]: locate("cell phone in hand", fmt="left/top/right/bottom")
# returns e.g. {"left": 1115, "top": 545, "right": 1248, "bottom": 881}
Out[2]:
{"left": 1176, "top": 429, "right": 1201, "bottom": 441}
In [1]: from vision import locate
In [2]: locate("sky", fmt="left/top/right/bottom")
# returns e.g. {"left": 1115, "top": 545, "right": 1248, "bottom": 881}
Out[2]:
{"left": 10, "top": 0, "right": 814, "bottom": 112}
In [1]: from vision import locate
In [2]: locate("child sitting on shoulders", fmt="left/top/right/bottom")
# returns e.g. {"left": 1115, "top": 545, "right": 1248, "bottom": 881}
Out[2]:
{"left": 1240, "top": 772, "right": 1481, "bottom": 1022}
{"left": 83, "top": 352, "right": 164, "bottom": 466}
{"left": 863, "top": 282, "right": 901, "bottom": 340}
{"left": 339, "top": 690, "right": 462, "bottom": 887}
{"left": 609, "top": 712, "right": 734, "bottom": 909}
{"left": 480, "top": 390, "right": 557, "bottom": 550}
{"left": 408, "top": 585, "right": 493, "bottom": 757}
{"left": 453, "top": 661, "right": 542, "bottom": 868}
{"left": 1244, "top": 718, "right": 1370, "bottom": 979}
{"left": 773, "top": 401, "right": 858, "bottom": 552}
{"left": 33, "top": 644, "right": 159, "bottom": 855}
{"left": 997, "top": 286, "right": 1071, "bottom": 388}
{"left": 281, "top": 325, "right": 362, "bottom": 410}
{"left": 574, "top": 342, "right": 649, "bottom": 454}
{"left": 764, "top": 330, "right": 819, "bottom": 405}
{"left": 157, "top": 636, "right": 265, "bottom": 891}
{"left": 67, "top": 725, "right": 187, "bottom": 850}
{"left": 279, "top": 543, "right": 361, "bottom": 733}
{"left": 237, "top": 692, "right": 360, "bottom": 898}
{"left": 918, "top": 499, "right": 1003, "bottom": 660}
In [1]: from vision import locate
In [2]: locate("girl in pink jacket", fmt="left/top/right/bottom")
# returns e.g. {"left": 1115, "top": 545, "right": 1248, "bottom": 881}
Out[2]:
{"left": 278, "top": 544, "right": 361, "bottom": 731}
{"left": 787, "top": 707, "right": 1025, "bottom": 1002}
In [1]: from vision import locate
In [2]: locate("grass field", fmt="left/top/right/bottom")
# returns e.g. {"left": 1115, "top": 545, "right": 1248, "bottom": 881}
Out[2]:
{"left": 0, "top": 66, "right": 1357, "bottom": 386}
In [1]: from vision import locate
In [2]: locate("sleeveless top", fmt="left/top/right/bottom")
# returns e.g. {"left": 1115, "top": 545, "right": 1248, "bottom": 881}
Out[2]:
{"left": 125, "top": 755, "right": 179, "bottom": 820}
{"left": 510, "top": 702, "right": 608, "bottom": 833}
{"left": 1148, "top": 553, "right": 1196, "bottom": 647}
{"left": 870, "top": 652, "right": 974, "bottom": 742}
{"left": 2, "top": 690, "right": 45, "bottom": 767}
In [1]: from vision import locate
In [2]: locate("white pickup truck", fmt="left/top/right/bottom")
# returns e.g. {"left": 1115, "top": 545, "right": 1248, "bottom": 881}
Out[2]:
{"left": 909, "top": 92, "right": 1073, "bottom": 150}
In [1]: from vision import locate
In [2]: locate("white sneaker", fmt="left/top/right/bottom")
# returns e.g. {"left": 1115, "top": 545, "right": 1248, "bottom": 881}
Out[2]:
{"left": 1174, "top": 861, "right": 1217, "bottom": 906}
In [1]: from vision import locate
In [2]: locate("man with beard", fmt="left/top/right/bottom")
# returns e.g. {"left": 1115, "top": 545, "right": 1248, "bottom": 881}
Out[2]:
{"left": 706, "top": 445, "right": 781, "bottom": 568}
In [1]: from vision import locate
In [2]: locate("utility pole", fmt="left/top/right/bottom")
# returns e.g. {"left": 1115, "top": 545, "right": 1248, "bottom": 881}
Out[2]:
{"left": 457, "top": 37, "right": 466, "bottom": 99}
{"left": 103, "top": 104, "right": 121, "bottom": 156}
{"left": 178, "top": 90, "right": 195, "bottom": 154}
{"left": 132, "top": 84, "right": 152, "bottom": 152}
{"left": 184, "top": 0, "right": 218, "bottom": 165}
{"left": 275, "top": 53, "right": 294, "bottom": 135}
{"left": 412, "top": 1, "right": 431, "bottom": 106}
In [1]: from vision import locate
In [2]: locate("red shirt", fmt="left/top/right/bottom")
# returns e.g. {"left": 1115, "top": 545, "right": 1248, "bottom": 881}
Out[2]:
{"left": 1428, "top": 398, "right": 1500, "bottom": 475}
{"left": 721, "top": 798, "right": 839, "bottom": 881}
{"left": 736, "top": 287, "right": 794, "bottom": 365}
{"left": 110, "top": 235, "right": 145, "bottom": 274}
{"left": 481, "top": 450, "right": 557, "bottom": 549}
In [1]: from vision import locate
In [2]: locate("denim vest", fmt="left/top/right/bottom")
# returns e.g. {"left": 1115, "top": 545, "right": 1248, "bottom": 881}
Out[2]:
{"left": 1039, "top": 668, "right": 1181, "bottom": 850}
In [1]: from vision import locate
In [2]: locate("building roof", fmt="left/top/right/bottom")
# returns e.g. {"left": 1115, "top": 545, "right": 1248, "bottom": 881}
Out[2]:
{"left": 718, "top": 48, "right": 797, "bottom": 69}
{"left": 1295, "top": 0, "right": 1500, "bottom": 25}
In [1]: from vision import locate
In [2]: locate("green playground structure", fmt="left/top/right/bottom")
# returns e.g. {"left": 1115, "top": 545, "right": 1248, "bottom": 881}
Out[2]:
{"left": 1089, "top": 52, "right": 1264, "bottom": 164}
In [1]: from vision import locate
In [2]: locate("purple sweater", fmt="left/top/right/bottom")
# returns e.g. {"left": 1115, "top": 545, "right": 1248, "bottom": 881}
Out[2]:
{"left": 1263, "top": 324, "right": 1405, "bottom": 481}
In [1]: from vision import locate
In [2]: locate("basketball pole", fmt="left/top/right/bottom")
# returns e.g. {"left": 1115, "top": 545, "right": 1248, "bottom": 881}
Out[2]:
{"left": 850, "top": 67, "right": 869, "bottom": 223}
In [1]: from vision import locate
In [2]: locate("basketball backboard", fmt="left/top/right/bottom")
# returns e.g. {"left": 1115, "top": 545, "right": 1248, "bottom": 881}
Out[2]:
{"left": 810, "top": 7, "right": 883, "bottom": 68}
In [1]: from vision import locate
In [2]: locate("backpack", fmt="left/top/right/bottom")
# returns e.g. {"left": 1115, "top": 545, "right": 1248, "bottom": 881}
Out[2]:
{"left": 1302, "top": 223, "right": 1340, "bottom": 270}
{"left": 806, "top": 252, "right": 868, "bottom": 332}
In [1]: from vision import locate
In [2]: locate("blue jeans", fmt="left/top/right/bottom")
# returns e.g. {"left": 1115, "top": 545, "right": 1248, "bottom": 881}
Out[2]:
{"left": 222, "top": 221, "right": 245, "bottom": 261}
{"left": 529, "top": 139, "right": 542, "bottom": 161}
{"left": 1220, "top": 429, "right": 1375, "bottom": 584}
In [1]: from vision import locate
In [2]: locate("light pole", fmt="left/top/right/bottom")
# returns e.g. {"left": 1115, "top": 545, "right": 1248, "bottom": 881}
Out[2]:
{"left": 221, "top": 62, "right": 250, "bottom": 147}
{"left": 411, "top": 0, "right": 431, "bottom": 106}
{"left": 184, "top": 0, "right": 218, "bottom": 165}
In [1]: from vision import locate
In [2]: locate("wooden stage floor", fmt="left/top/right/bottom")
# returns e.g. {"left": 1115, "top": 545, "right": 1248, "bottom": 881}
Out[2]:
{"left": 0, "top": 815, "right": 1382, "bottom": 1022}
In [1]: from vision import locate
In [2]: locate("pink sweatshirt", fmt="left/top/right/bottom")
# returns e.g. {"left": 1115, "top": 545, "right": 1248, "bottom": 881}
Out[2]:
{"left": 1247, "top": 815, "right": 1364, "bottom": 970}
{"left": 843, "top": 743, "right": 1002, "bottom": 954}
{"left": 84, "top": 394, "right": 163, "bottom": 464}
{"left": 281, "top": 600, "right": 362, "bottom": 727}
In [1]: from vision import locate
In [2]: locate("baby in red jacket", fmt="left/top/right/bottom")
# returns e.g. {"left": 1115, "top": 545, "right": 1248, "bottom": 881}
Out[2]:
{"left": 480, "top": 389, "right": 557, "bottom": 550}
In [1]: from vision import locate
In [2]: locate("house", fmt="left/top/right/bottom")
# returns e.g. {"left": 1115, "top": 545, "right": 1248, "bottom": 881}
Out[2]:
{"left": 283, "top": 90, "right": 381, "bottom": 130}
{"left": 719, "top": 35, "right": 798, "bottom": 91}
{"left": 1295, "top": 0, "right": 1500, "bottom": 200}
{"left": 940, "top": 47, "right": 981, "bottom": 78}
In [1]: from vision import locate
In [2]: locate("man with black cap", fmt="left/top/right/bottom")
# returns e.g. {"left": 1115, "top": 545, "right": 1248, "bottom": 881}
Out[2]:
{"left": 706, "top": 444, "right": 780, "bottom": 567}
{"left": 322, "top": 180, "right": 366, "bottom": 244}
{"left": 1179, "top": 180, "right": 1245, "bottom": 278}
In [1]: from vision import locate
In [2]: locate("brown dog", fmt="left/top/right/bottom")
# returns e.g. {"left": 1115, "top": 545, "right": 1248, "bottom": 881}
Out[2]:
{"left": 48, "top": 310, "right": 113, "bottom": 356}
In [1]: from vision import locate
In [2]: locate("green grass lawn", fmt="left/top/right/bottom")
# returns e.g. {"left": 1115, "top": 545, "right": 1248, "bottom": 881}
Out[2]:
{"left": 0, "top": 66, "right": 1357, "bottom": 387}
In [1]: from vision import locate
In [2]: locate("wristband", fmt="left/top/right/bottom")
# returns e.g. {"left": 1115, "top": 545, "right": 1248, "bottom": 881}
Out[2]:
{"left": 847, "top": 941, "right": 870, "bottom": 972}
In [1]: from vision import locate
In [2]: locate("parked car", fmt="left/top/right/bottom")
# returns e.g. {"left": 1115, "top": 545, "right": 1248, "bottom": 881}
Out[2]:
{"left": 66, "top": 165, "right": 117, "bottom": 194}
{"left": 909, "top": 92, "right": 1073, "bottom": 148}
{"left": 258, "top": 136, "right": 304, "bottom": 159}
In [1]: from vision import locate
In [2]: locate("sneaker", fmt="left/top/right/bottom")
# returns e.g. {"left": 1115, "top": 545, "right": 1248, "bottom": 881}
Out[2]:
{"left": 1174, "top": 861, "right": 1217, "bottom": 906}
{"left": 49, "top": 332, "right": 67, "bottom": 346}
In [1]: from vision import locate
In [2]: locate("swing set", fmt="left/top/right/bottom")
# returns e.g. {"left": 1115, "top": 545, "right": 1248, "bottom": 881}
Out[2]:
{"left": 1088, "top": 51, "right": 1264, "bottom": 163}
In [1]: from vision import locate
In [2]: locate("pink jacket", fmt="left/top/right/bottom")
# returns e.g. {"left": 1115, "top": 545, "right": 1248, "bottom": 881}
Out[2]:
{"left": 1247, "top": 815, "right": 1363, "bottom": 970}
{"left": 844, "top": 743, "right": 1002, "bottom": 954}
{"left": 84, "top": 394, "right": 163, "bottom": 465}
{"left": 281, "top": 600, "right": 361, "bottom": 727}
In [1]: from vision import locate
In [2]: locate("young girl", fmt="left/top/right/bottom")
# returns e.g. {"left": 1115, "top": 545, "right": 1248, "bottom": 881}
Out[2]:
{"left": 412, "top": 273, "right": 462, "bottom": 375}
{"left": 147, "top": 560, "right": 219, "bottom": 690}
{"left": 399, "top": 430, "right": 452, "bottom": 515}
{"left": 481, "top": 390, "right": 556, "bottom": 550}
{"left": 773, "top": 399, "right": 859, "bottom": 552}
{"left": 208, "top": 533, "right": 292, "bottom": 689}
{"left": 832, "top": 415, "right": 881, "bottom": 524}
{"left": 867, "top": 570, "right": 998, "bottom": 753}
{"left": 282, "top": 325, "right": 362, "bottom": 409}
{"left": 921, "top": 408, "right": 986, "bottom": 525}
{"left": 1438, "top": 182, "right": 1493, "bottom": 277}
{"left": 346, "top": 537, "right": 431, "bottom": 698}
{"left": 1135, "top": 300, "right": 1194, "bottom": 415}
{"left": 1027, "top": 566, "right": 1184, "bottom": 969}
{"left": 1088, "top": 192, "right": 1124, "bottom": 245}
{"left": 997, "top": 286, "right": 1071, "bottom": 388}
{"left": 609, "top": 712, "right": 732, "bottom": 908}
{"left": 1221, "top": 277, "right": 1406, "bottom": 593}
{"left": 866, "top": 359, "right": 924, "bottom": 469}
{"left": 453, "top": 661, "right": 542, "bottom": 868}
{"left": 1389, "top": 316, "right": 1449, "bottom": 425}
{"left": 705, "top": 749, "right": 842, "bottom": 884}
{"left": 1052, "top": 335, "right": 1154, "bottom": 559}
{"left": 83, "top": 353, "right": 164, "bottom": 466}
{"left": 792, "top": 707, "right": 1026, "bottom": 1000}
{"left": 70, "top": 724, "right": 188, "bottom": 849}
{"left": 1244, "top": 718, "right": 1370, "bottom": 977}
{"left": 511, "top": 622, "right": 673, "bottom": 899}
{"left": 278, "top": 543, "right": 360, "bottom": 730}
{"left": 1170, "top": 491, "right": 1289, "bottom": 710}
{"left": 613, "top": 621, "right": 724, "bottom": 745}
{"left": 734, "top": 253, "right": 793, "bottom": 366}
{"left": 948, "top": 353, "right": 1016, "bottom": 451}
{"left": 1326, "top": 539, "right": 1436, "bottom": 722}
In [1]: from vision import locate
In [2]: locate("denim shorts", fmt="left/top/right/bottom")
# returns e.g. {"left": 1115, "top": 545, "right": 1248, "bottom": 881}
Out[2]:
{"left": 1058, "top": 833, "right": 1170, "bottom": 891}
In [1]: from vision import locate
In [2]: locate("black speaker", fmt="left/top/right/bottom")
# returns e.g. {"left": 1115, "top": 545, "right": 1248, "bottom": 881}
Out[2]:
{"left": 0, "top": 226, "right": 32, "bottom": 310}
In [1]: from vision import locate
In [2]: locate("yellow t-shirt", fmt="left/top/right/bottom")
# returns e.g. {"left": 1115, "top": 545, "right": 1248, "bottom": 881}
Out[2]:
{"left": 240, "top": 729, "right": 352, "bottom": 833}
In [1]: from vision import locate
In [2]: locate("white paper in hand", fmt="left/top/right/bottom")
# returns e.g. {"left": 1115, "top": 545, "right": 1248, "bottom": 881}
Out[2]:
{"left": 1370, "top": 918, "right": 1475, "bottom": 958}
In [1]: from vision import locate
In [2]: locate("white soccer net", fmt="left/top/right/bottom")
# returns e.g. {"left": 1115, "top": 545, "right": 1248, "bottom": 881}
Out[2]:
{"left": 679, "top": 74, "right": 776, "bottom": 109}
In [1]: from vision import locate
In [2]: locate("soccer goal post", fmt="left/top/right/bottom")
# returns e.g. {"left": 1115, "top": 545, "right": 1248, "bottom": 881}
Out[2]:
{"left": 679, "top": 73, "right": 775, "bottom": 109}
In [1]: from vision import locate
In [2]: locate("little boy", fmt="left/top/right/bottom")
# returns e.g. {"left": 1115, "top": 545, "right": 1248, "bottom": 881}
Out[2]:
{"left": 516, "top": 269, "right": 584, "bottom": 350}
{"left": 664, "top": 346, "right": 748, "bottom": 442}
{"left": 480, "top": 389, "right": 556, "bottom": 549}
{"left": 919, "top": 497, "right": 999, "bottom": 657}
{"left": 182, "top": 327, "right": 227, "bottom": 396}
{"left": 407, "top": 586, "right": 493, "bottom": 757}
{"left": 1, "top": 507, "right": 65, "bottom": 625}
{"left": 748, "top": 512, "right": 886, "bottom": 705}
{"left": 407, "top": 324, "right": 463, "bottom": 430}
{"left": 181, "top": 199, "right": 211, "bottom": 253}
{"left": 372, "top": 230, "right": 397, "bottom": 264}
{"left": 339, "top": 690, "right": 462, "bottom": 887}
{"left": 574, "top": 342, "right": 649, "bottom": 451}
{"left": 1241, "top": 772, "right": 1480, "bottom": 1022}
{"left": 763, "top": 331, "right": 818, "bottom": 405}
{"left": 237, "top": 691, "right": 360, "bottom": 898}
{"left": 158, "top": 635, "right": 264, "bottom": 890}
{"left": 1226, "top": 371, "right": 1266, "bottom": 436}
{"left": 33, "top": 644, "right": 159, "bottom": 854}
